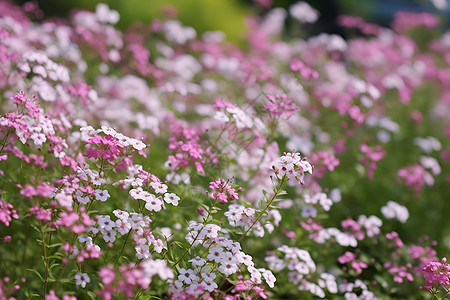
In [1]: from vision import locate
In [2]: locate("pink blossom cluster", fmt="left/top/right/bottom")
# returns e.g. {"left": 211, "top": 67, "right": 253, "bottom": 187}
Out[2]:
{"left": 209, "top": 178, "right": 241, "bottom": 204}
{"left": 263, "top": 93, "right": 299, "bottom": 119}
{"left": 309, "top": 151, "right": 340, "bottom": 178}
{"left": 397, "top": 155, "right": 441, "bottom": 192}
{"left": 360, "top": 144, "right": 385, "bottom": 179}
{"left": 0, "top": 199, "right": 18, "bottom": 226}
{"left": 384, "top": 262, "right": 414, "bottom": 283}
{"left": 338, "top": 251, "right": 368, "bottom": 274}
{"left": 290, "top": 59, "right": 319, "bottom": 80}
{"left": 392, "top": 12, "right": 439, "bottom": 32}
{"left": 421, "top": 258, "right": 450, "bottom": 291}
{"left": 167, "top": 122, "right": 218, "bottom": 175}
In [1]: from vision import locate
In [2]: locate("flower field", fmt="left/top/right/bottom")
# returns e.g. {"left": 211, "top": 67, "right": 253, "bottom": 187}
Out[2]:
{"left": 0, "top": 1, "right": 449, "bottom": 299}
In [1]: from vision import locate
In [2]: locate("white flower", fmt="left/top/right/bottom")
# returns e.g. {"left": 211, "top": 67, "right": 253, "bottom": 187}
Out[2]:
{"left": 98, "top": 216, "right": 115, "bottom": 231}
{"left": 329, "top": 188, "right": 341, "bottom": 203}
{"left": 150, "top": 182, "right": 168, "bottom": 194}
{"left": 164, "top": 193, "right": 180, "bottom": 206}
{"left": 218, "top": 262, "right": 239, "bottom": 276}
{"left": 94, "top": 189, "right": 110, "bottom": 202}
{"left": 95, "top": 3, "right": 120, "bottom": 24}
{"left": 207, "top": 246, "right": 225, "bottom": 263}
{"left": 178, "top": 268, "right": 198, "bottom": 285}
{"left": 289, "top": 1, "right": 319, "bottom": 23}
{"left": 92, "top": 176, "right": 106, "bottom": 185}
{"left": 100, "top": 126, "right": 117, "bottom": 136}
{"left": 248, "top": 266, "right": 262, "bottom": 284}
{"left": 102, "top": 229, "right": 117, "bottom": 243}
{"left": 414, "top": 136, "right": 441, "bottom": 153}
{"left": 135, "top": 244, "right": 150, "bottom": 259}
{"left": 302, "top": 206, "right": 317, "bottom": 218}
{"left": 236, "top": 252, "right": 254, "bottom": 267}
{"left": 358, "top": 215, "right": 382, "bottom": 237}
{"left": 214, "top": 111, "right": 230, "bottom": 123}
{"left": 76, "top": 190, "right": 90, "bottom": 205}
{"left": 265, "top": 255, "right": 284, "bottom": 271}
{"left": 31, "top": 132, "right": 46, "bottom": 146}
{"left": 75, "top": 272, "right": 90, "bottom": 288}
{"left": 116, "top": 219, "right": 131, "bottom": 235}
{"left": 145, "top": 196, "right": 163, "bottom": 212}
{"left": 319, "top": 195, "right": 333, "bottom": 211}
{"left": 320, "top": 273, "right": 338, "bottom": 293}
{"left": 420, "top": 156, "right": 441, "bottom": 175}
{"left": 335, "top": 232, "right": 358, "bottom": 247}
{"left": 130, "top": 187, "right": 145, "bottom": 200}
{"left": 113, "top": 209, "right": 129, "bottom": 220}
{"left": 381, "top": 201, "right": 409, "bottom": 223}
{"left": 227, "top": 107, "right": 253, "bottom": 128}
{"left": 189, "top": 256, "right": 206, "bottom": 267}
{"left": 163, "top": 20, "right": 196, "bottom": 45}
{"left": 129, "top": 138, "right": 146, "bottom": 150}
{"left": 271, "top": 153, "right": 312, "bottom": 184}
{"left": 201, "top": 279, "right": 218, "bottom": 292}
{"left": 77, "top": 236, "right": 93, "bottom": 246}
{"left": 260, "top": 268, "right": 276, "bottom": 288}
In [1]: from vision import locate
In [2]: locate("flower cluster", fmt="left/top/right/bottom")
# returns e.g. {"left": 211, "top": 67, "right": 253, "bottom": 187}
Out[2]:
{"left": 170, "top": 221, "right": 275, "bottom": 298}
{"left": 0, "top": 1, "right": 448, "bottom": 299}
{"left": 421, "top": 258, "right": 450, "bottom": 292}
{"left": 271, "top": 153, "right": 312, "bottom": 184}
{"left": 0, "top": 199, "right": 18, "bottom": 226}
{"left": 209, "top": 178, "right": 241, "bottom": 204}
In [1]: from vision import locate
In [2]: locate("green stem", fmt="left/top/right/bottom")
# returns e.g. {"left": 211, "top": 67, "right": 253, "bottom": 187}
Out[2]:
{"left": 21, "top": 223, "right": 30, "bottom": 278}
{"left": 115, "top": 231, "right": 131, "bottom": 267}
{"left": 212, "top": 126, "right": 227, "bottom": 146}
{"left": 171, "top": 205, "right": 216, "bottom": 268}
{"left": 171, "top": 231, "right": 200, "bottom": 268}
{"left": 0, "top": 127, "right": 13, "bottom": 156}
{"left": 41, "top": 224, "right": 49, "bottom": 299}
{"left": 238, "top": 177, "right": 287, "bottom": 243}
{"left": 151, "top": 210, "right": 162, "bottom": 229}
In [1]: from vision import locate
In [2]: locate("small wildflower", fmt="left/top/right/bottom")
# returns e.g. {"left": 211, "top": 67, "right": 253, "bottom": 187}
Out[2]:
{"left": 75, "top": 272, "right": 90, "bottom": 288}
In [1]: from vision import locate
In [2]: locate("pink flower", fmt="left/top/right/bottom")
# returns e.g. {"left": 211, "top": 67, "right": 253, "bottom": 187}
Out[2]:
{"left": 290, "top": 59, "right": 319, "bottom": 80}
{"left": 46, "top": 290, "right": 60, "bottom": 300}
{"left": 422, "top": 258, "right": 450, "bottom": 290}
{"left": 263, "top": 94, "right": 298, "bottom": 119}
{"left": 0, "top": 199, "right": 18, "bottom": 226}
{"left": 209, "top": 178, "right": 241, "bottom": 204}
{"left": 99, "top": 265, "right": 116, "bottom": 286}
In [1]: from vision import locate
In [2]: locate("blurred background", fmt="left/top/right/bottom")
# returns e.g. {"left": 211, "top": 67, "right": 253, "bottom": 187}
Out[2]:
{"left": 11, "top": 0, "right": 450, "bottom": 43}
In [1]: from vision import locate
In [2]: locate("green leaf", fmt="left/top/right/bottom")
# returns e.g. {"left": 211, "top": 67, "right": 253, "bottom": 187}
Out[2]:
{"left": 173, "top": 241, "right": 184, "bottom": 248}
{"left": 277, "top": 190, "right": 287, "bottom": 196}
{"left": 31, "top": 224, "right": 41, "bottom": 233}
{"left": 48, "top": 255, "right": 63, "bottom": 260}
{"left": 47, "top": 242, "right": 63, "bottom": 248}
{"left": 49, "top": 263, "right": 60, "bottom": 271}
{"left": 27, "top": 268, "right": 44, "bottom": 282}
{"left": 26, "top": 293, "right": 42, "bottom": 299}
